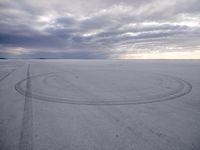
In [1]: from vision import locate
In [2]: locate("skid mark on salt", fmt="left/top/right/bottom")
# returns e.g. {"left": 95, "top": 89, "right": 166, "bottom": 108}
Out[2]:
{"left": 19, "top": 64, "right": 33, "bottom": 150}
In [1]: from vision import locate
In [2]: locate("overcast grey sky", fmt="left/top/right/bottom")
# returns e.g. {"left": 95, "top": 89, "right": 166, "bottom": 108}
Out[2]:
{"left": 0, "top": 0, "right": 200, "bottom": 58}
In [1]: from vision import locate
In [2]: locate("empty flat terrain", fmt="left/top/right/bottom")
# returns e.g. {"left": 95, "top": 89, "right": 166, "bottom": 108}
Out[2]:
{"left": 0, "top": 60, "right": 200, "bottom": 150}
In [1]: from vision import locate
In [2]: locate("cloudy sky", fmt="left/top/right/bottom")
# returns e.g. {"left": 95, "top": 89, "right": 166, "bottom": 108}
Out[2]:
{"left": 0, "top": 0, "right": 200, "bottom": 59}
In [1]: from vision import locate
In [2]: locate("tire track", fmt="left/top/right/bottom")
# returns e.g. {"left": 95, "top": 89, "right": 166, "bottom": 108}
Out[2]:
{"left": 19, "top": 64, "right": 33, "bottom": 150}
{"left": 0, "top": 69, "right": 16, "bottom": 83}
{"left": 15, "top": 72, "right": 192, "bottom": 106}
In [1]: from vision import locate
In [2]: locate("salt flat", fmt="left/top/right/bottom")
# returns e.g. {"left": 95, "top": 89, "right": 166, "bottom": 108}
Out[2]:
{"left": 0, "top": 60, "right": 200, "bottom": 150}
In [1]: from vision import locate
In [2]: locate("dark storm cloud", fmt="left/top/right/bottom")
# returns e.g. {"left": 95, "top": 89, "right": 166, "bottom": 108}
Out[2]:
{"left": 0, "top": 0, "right": 200, "bottom": 58}
{"left": 0, "top": 50, "right": 108, "bottom": 59}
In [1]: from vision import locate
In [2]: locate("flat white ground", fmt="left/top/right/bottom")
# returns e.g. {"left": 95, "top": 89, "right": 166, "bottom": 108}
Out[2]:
{"left": 0, "top": 60, "right": 200, "bottom": 150}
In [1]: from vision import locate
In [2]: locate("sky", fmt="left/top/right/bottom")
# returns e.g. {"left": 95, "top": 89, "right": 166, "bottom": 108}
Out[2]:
{"left": 0, "top": 0, "right": 200, "bottom": 59}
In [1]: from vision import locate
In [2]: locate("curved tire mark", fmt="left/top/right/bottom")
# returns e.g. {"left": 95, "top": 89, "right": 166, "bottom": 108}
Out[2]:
{"left": 15, "top": 72, "right": 192, "bottom": 106}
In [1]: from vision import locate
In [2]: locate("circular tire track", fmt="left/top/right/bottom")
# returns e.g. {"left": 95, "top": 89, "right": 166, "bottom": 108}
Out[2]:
{"left": 15, "top": 72, "right": 192, "bottom": 105}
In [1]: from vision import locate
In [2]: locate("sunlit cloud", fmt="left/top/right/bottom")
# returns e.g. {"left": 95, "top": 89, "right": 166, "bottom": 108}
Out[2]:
{"left": 0, "top": 0, "right": 200, "bottom": 59}
{"left": 118, "top": 51, "right": 200, "bottom": 59}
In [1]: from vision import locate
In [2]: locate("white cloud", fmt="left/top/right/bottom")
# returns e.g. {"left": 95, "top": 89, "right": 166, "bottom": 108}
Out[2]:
{"left": 0, "top": 0, "right": 200, "bottom": 58}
